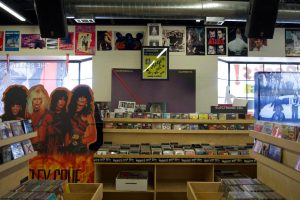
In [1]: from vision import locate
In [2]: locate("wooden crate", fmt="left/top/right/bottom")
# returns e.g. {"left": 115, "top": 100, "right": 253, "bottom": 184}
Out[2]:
{"left": 187, "top": 182, "right": 224, "bottom": 200}
{"left": 64, "top": 183, "right": 103, "bottom": 200}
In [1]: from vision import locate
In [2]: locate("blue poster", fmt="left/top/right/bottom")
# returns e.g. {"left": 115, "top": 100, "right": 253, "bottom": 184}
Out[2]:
{"left": 254, "top": 72, "right": 300, "bottom": 123}
{"left": 5, "top": 31, "right": 20, "bottom": 51}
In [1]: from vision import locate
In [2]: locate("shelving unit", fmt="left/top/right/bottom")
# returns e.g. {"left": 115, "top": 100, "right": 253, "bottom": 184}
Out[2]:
{"left": 95, "top": 118, "right": 256, "bottom": 200}
{"left": 250, "top": 130, "right": 300, "bottom": 200}
{"left": 0, "top": 131, "right": 37, "bottom": 196}
{"left": 102, "top": 118, "right": 254, "bottom": 145}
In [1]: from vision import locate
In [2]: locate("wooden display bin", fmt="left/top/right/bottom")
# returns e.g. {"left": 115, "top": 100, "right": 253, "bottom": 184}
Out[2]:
{"left": 63, "top": 183, "right": 103, "bottom": 200}
{"left": 187, "top": 182, "right": 224, "bottom": 200}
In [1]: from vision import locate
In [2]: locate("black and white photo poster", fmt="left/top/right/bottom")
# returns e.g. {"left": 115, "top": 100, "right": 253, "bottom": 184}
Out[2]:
{"left": 147, "top": 23, "right": 162, "bottom": 46}
{"left": 162, "top": 27, "right": 186, "bottom": 54}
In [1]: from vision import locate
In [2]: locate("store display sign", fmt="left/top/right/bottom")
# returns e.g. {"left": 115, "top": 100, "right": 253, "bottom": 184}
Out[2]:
{"left": 211, "top": 106, "right": 247, "bottom": 114}
{"left": 141, "top": 46, "right": 169, "bottom": 80}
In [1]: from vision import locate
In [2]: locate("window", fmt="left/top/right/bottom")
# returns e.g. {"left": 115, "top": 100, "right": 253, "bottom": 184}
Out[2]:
{"left": 218, "top": 59, "right": 300, "bottom": 113}
{"left": 0, "top": 58, "right": 93, "bottom": 115}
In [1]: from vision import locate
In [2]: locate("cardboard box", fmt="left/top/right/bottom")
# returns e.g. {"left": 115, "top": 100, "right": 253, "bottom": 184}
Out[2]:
{"left": 116, "top": 171, "right": 148, "bottom": 191}
{"left": 63, "top": 183, "right": 103, "bottom": 200}
{"left": 187, "top": 182, "right": 224, "bottom": 200}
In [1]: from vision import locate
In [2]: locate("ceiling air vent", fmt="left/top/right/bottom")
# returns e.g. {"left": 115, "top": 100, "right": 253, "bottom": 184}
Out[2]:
{"left": 74, "top": 18, "right": 95, "bottom": 23}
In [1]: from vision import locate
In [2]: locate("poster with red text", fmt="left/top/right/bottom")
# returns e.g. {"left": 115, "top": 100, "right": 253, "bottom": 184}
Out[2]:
{"left": 206, "top": 27, "right": 226, "bottom": 55}
{"left": 1, "top": 84, "right": 97, "bottom": 183}
{"left": 75, "top": 26, "right": 96, "bottom": 55}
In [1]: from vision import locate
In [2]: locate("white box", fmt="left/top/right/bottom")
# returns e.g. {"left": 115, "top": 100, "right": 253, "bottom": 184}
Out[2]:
{"left": 116, "top": 171, "right": 148, "bottom": 191}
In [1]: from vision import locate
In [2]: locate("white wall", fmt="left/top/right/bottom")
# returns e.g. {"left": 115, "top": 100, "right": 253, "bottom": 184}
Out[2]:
{"left": 0, "top": 26, "right": 288, "bottom": 112}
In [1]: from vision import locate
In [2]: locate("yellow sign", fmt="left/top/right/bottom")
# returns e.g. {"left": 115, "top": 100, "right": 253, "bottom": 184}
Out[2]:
{"left": 141, "top": 47, "right": 169, "bottom": 80}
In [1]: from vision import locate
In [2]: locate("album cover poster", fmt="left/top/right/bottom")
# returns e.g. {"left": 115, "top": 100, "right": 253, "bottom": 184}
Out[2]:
{"left": 11, "top": 142, "right": 25, "bottom": 159}
{"left": 94, "top": 101, "right": 111, "bottom": 121}
{"left": 186, "top": 27, "right": 205, "bottom": 55}
{"left": 162, "top": 27, "right": 186, "bottom": 54}
{"left": 5, "top": 31, "right": 20, "bottom": 51}
{"left": 268, "top": 144, "right": 282, "bottom": 162}
{"left": 1, "top": 146, "right": 12, "bottom": 163}
{"left": 114, "top": 31, "right": 144, "bottom": 50}
{"left": 97, "top": 31, "right": 112, "bottom": 51}
{"left": 75, "top": 26, "right": 96, "bottom": 55}
{"left": 21, "top": 119, "right": 34, "bottom": 134}
{"left": 206, "top": 27, "right": 226, "bottom": 55}
{"left": 228, "top": 27, "right": 248, "bottom": 56}
{"left": 0, "top": 123, "right": 7, "bottom": 139}
{"left": 249, "top": 38, "right": 267, "bottom": 51}
{"left": 285, "top": 29, "right": 300, "bottom": 57}
{"left": 22, "top": 139, "right": 34, "bottom": 154}
{"left": 46, "top": 38, "right": 58, "bottom": 50}
{"left": 147, "top": 23, "right": 162, "bottom": 46}
{"left": 0, "top": 31, "right": 4, "bottom": 51}
{"left": 21, "top": 34, "right": 46, "bottom": 49}
{"left": 10, "top": 121, "right": 25, "bottom": 136}
{"left": 59, "top": 32, "right": 74, "bottom": 50}
{"left": 4, "top": 122, "right": 13, "bottom": 137}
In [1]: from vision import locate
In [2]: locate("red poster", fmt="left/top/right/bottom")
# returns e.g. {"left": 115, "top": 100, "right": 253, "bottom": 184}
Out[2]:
{"left": 75, "top": 25, "right": 96, "bottom": 55}
{"left": 0, "top": 31, "right": 4, "bottom": 51}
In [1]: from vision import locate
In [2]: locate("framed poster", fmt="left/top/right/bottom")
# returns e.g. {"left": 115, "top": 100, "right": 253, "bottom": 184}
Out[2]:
{"left": 285, "top": 29, "right": 300, "bottom": 57}
{"left": 206, "top": 27, "right": 226, "bottom": 55}
{"left": 141, "top": 46, "right": 169, "bottom": 80}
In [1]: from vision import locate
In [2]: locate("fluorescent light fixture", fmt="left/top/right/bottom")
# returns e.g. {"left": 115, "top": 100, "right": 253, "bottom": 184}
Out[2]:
{"left": 224, "top": 19, "right": 247, "bottom": 22}
{"left": 66, "top": 16, "right": 75, "bottom": 19}
{"left": 195, "top": 19, "right": 201, "bottom": 23}
{"left": 0, "top": 1, "right": 26, "bottom": 21}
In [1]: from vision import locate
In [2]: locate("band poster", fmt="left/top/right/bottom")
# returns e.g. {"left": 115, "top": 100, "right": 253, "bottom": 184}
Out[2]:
{"left": 206, "top": 27, "right": 226, "bottom": 55}
{"left": 162, "top": 27, "right": 186, "bottom": 54}
{"left": 75, "top": 25, "right": 96, "bottom": 55}
{"left": 1, "top": 84, "right": 97, "bottom": 183}
{"left": 186, "top": 27, "right": 205, "bottom": 55}
{"left": 5, "top": 31, "right": 20, "bottom": 51}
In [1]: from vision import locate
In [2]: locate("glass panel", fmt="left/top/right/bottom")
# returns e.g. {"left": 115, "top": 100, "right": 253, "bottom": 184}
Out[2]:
{"left": 218, "top": 97, "right": 226, "bottom": 105}
{"left": 80, "top": 79, "right": 93, "bottom": 88}
{"left": 247, "top": 98, "right": 254, "bottom": 114}
{"left": 81, "top": 60, "right": 92, "bottom": 79}
{"left": 63, "top": 63, "right": 79, "bottom": 90}
{"left": 264, "top": 64, "right": 280, "bottom": 72}
{"left": 218, "top": 60, "right": 228, "bottom": 80}
{"left": 230, "top": 80, "right": 247, "bottom": 97}
{"left": 247, "top": 64, "right": 263, "bottom": 80}
{"left": 218, "top": 79, "right": 228, "bottom": 97}
{"left": 281, "top": 64, "right": 297, "bottom": 72}
{"left": 230, "top": 64, "right": 246, "bottom": 80}
{"left": 246, "top": 81, "right": 255, "bottom": 98}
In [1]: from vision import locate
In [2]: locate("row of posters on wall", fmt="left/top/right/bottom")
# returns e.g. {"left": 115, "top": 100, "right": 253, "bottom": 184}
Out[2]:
{"left": 0, "top": 25, "right": 299, "bottom": 56}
